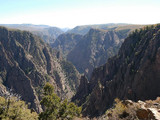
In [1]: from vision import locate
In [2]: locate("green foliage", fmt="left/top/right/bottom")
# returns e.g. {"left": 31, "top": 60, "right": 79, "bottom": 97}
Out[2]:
{"left": 58, "top": 99, "right": 82, "bottom": 120}
{"left": 106, "top": 98, "right": 127, "bottom": 120}
{"left": 39, "top": 83, "right": 81, "bottom": 120}
{"left": 0, "top": 96, "right": 38, "bottom": 120}
{"left": 113, "top": 98, "right": 127, "bottom": 115}
{"left": 43, "top": 83, "right": 55, "bottom": 96}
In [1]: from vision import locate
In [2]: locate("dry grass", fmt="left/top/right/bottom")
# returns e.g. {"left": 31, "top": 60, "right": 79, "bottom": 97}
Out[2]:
{"left": 105, "top": 98, "right": 140, "bottom": 120}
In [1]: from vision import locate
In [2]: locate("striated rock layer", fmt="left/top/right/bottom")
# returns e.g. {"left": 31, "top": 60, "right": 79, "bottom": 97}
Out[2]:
{"left": 73, "top": 24, "right": 160, "bottom": 117}
{"left": 0, "top": 26, "right": 80, "bottom": 113}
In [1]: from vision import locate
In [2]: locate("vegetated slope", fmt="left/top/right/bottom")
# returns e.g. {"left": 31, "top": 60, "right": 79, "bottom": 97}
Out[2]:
{"left": 73, "top": 24, "right": 160, "bottom": 117}
{"left": 0, "top": 24, "right": 64, "bottom": 43}
{"left": 67, "top": 26, "right": 143, "bottom": 78}
{"left": 67, "top": 23, "right": 144, "bottom": 35}
{"left": 0, "top": 26, "right": 80, "bottom": 113}
{"left": 51, "top": 33, "right": 83, "bottom": 57}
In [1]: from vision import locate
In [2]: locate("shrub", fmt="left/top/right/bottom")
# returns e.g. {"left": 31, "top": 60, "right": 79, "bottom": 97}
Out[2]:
{"left": 0, "top": 96, "right": 38, "bottom": 120}
{"left": 106, "top": 98, "right": 140, "bottom": 120}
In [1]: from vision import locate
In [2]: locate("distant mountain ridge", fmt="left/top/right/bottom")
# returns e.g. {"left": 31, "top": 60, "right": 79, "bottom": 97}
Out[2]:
{"left": 0, "top": 24, "right": 64, "bottom": 43}
{"left": 67, "top": 23, "right": 145, "bottom": 35}
{"left": 0, "top": 24, "right": 51, "bottom": 31}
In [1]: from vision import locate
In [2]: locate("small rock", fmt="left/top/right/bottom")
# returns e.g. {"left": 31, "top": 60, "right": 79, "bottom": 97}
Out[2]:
{"left": 136, "top": 108, "right": 155, "bottom": 119}
{"left": 124, "top": 100, "right": 134, "bottom": 106}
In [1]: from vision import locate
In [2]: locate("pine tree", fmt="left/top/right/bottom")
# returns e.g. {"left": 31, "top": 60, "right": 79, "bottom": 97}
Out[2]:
{"left": 39, "top": 83, "right": 81, "bottom": 120}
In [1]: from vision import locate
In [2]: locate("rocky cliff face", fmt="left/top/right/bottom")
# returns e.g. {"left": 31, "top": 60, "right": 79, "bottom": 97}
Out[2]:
{"left": 51, "top": 33, "right": 83, "bottom": 57}
{"left": 0, "top": 27, "right": 80, "bottom": 113}
{"left": 73, "top": 24, "right": 160, "bottom": 117}
{"left": 72, "top": 75, "right": 90, "bottom": 106}
{"left": 67, "top": 28, "right": 129, "bottom": 78}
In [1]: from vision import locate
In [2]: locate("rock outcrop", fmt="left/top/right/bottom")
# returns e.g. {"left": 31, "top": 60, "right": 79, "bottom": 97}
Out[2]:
{"left": 73, "top": 24, "right": 160, "bottom": 117}
{"left": 0, "top": 26, "right": 80, "bottom": 112}
{"left": 104, "top": 98, "right": 160, "bottom": 120}
{"left": 72, "top": 75, "right": 90, "bottom": 106}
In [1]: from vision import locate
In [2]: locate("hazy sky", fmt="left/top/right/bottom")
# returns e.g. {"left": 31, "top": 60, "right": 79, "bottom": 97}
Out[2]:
{"left": 0, "top": 0, "right": 160, "bottom": 28}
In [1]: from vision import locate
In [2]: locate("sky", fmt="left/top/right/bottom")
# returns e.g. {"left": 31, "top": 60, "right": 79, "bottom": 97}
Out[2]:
{"left": 0, "top": 0, "right": 160, "bottom": 28}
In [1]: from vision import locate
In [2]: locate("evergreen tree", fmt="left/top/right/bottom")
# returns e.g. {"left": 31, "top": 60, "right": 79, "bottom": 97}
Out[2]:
{"left": 39, "top": 83, "right": 81, "bottom": 120}
{"left": 0, "top": 96, "right": 38, "bottom": 120}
